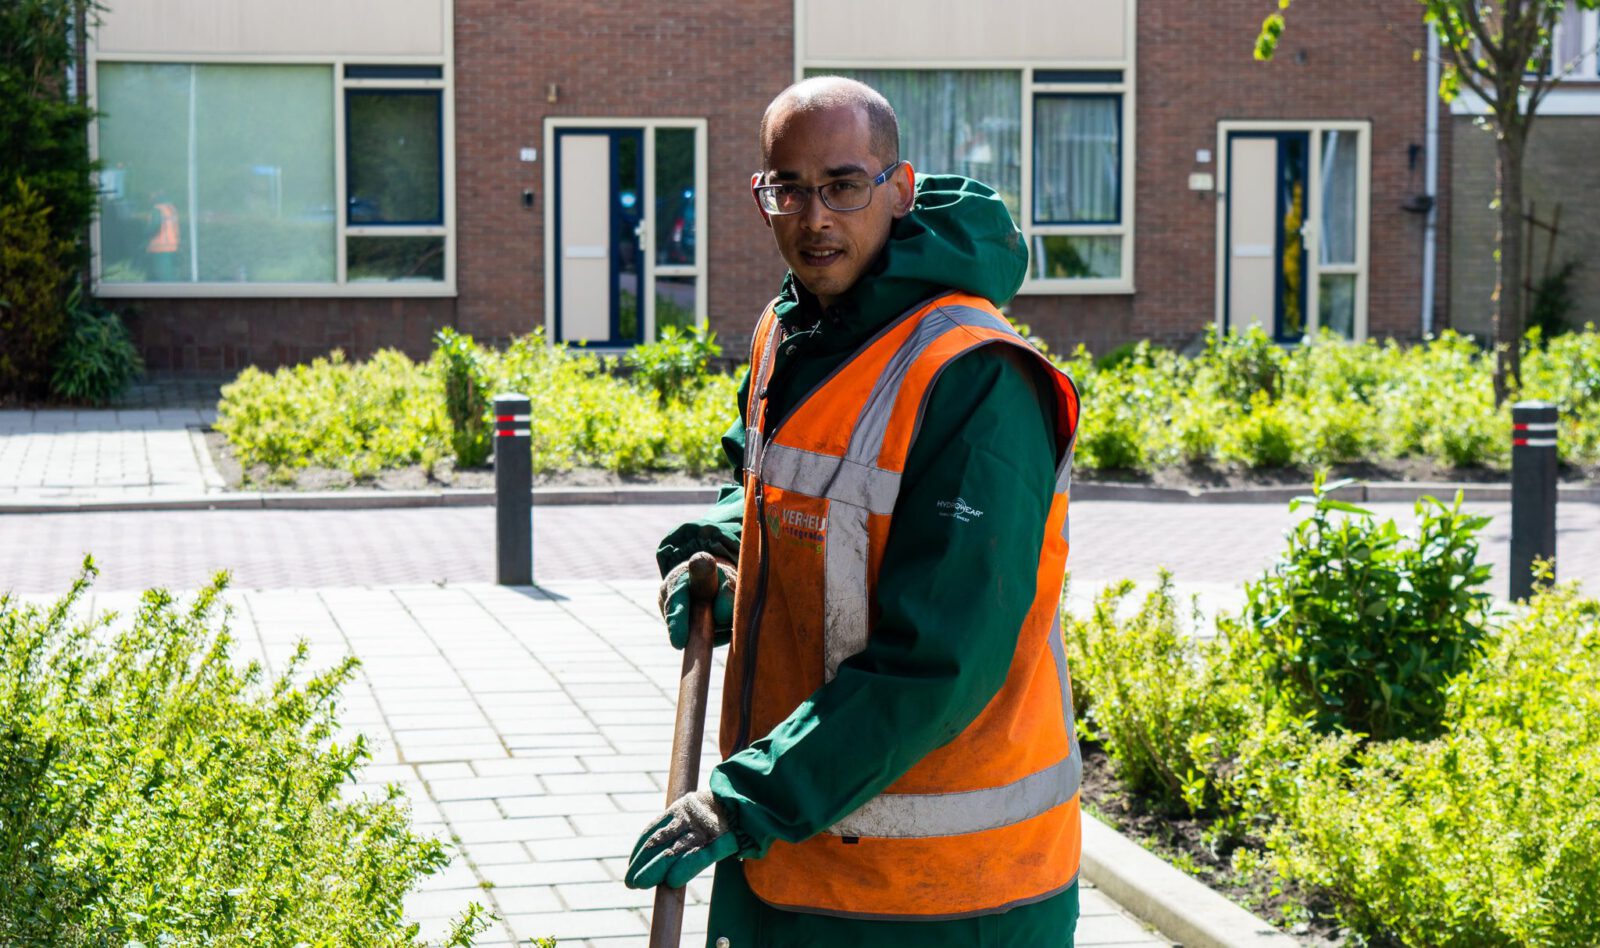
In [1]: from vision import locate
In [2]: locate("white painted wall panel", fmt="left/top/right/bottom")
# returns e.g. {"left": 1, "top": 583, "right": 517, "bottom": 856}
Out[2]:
{"left": 1228, "top": 138, "right": 1278, "bottom": 331}
{"left": 803, "top": 0, "right": 1127, "bottom": 63}
{"left": 560, "top": 135, "right": 613, "bottom": 345}
{"left": 96, "top": 0, "right": 447, "bottom": 57}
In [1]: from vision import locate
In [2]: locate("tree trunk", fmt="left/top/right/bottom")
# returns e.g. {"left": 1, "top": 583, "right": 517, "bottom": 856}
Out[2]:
{"left": 1492, "top": 124, "right": 1528, "bottom": 404}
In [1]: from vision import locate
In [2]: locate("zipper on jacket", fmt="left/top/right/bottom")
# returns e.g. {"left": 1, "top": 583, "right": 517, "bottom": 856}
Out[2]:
{"left": 732, "top": 482, "right": 771, "bottom": 752}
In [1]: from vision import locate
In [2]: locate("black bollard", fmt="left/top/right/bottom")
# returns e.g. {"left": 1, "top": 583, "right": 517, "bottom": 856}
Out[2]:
{"left": 494, "top": 393, "right": 533, "bottom": 585}
{"left": 1509, "top": 401, "right": 1558, "bottom": 600}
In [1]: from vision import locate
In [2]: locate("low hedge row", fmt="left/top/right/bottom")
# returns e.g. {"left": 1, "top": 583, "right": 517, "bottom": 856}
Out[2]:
{"left": 216, "top": 321, "right": 1600, "bottom": 482}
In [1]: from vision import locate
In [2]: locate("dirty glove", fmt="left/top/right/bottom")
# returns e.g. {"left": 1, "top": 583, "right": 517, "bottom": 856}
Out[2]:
{"left": 658, "top": 557, "right": 736, "bottom": 650}
{"left": 625, "top": 790, "right": 741, "bottom": 889}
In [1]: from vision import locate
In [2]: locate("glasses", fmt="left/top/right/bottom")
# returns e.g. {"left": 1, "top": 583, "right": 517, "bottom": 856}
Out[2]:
{"left": 754, "top": 161, "right": 904, "bottom": 215}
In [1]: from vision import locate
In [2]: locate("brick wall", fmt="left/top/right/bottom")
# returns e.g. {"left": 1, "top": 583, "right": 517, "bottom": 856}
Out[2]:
{"left": 1014, "top": 0, "right": 1445, "bottom": 356}
{"left": 1449, "top": 112, "right": 1600, "bottom": 338}
{"left": 118, "top": 0, "right": 1448, "bottom": 372}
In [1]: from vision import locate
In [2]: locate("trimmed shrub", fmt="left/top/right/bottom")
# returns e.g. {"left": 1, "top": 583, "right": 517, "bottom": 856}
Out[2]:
{"left": 1260, "top": 580, "right": 1600, "bottom": 946}
{"left": 625, "top": 324, "right": 722, "bottom": 405}
{"left": 434, "top": 327, "right": 492, "bottom": 469}
{"left": 0, "top": 561, "right": 491, "bottom": 946}
{"left": 1225, "top": 478, "right": 1493, "bottom": 741}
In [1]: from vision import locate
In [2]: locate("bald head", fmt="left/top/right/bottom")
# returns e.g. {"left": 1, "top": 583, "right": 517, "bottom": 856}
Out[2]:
{"left": 760, "top": 76, "right": 899, "bottom": 169}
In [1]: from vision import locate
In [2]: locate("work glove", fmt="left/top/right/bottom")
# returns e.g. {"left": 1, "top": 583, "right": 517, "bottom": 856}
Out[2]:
{"left": 658, "top": 556, "right": 736, "bottom": 650}
{"left": 624, "top": 790, "right": 741, "bottom": 889}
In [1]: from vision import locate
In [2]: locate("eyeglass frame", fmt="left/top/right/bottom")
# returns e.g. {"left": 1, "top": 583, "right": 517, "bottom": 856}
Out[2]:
{"left": 751, "top": 160, "right": 907, "bottom": 216}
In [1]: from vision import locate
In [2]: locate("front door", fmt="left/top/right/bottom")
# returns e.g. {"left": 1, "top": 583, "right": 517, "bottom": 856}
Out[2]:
{"left": 1220, "top": 123, "right": 1369, "bottom": 340}
{"left": 554, "top": 128, "right": 643, "bottom": 346}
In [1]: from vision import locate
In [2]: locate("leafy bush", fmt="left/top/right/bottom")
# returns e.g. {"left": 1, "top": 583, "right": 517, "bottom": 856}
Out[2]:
{"left": 1225, "top": 478, "right": 1493, "bottom": 741}
{"left": 1064, "top": 573, "right": 1255, "bottom": 813}
{"left": 1218, "top": 391, "right": 1299, "bottom": 467}
{"left": 48, "top": 287, "right": 143, "bottom": 404}
{"left": 0, "top": 561, "right": 491, "bottom": 946}
{"left": 216, "top": 349, "right": 448, "bottom": 479}
{"left": 434, "top": 327, "right": 492, "bottom": 468}
{"left": 625, "top": 325, "right": 722, "bottom": 404}
{"left": 1260, "top": 580, "right": 1600, "bottom": 946}
{"left": 0, "top": 178, "right": 73, "bottom": 399}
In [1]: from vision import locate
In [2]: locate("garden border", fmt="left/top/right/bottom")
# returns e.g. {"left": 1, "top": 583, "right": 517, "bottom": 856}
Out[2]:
{"left": 1081, "top": 813, "right": 1296, "bottom": 947}
{"left": 4, "top": 479, "right": 1598, "bottom": 515}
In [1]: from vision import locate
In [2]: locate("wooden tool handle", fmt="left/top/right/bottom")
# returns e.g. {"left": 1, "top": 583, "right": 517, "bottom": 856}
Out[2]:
{"left": 647, "top": 552, "right": 720, "bottom": 948}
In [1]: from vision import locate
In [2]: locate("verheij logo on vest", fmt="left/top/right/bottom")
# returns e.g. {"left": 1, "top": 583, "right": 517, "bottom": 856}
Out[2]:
{"left": 766, "top": 504, "right": 827, "bottom": 554}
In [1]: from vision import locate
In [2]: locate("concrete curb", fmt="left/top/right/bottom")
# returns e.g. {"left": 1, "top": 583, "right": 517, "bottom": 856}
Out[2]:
{"left": 1081, "top": 813, "right": 1295, "bottom": 948}
{"left": 0, "top": 486, "right": 725, "bottom": 515}
{"left": 4, "top": 480, "right": 1596, "bottom": 515}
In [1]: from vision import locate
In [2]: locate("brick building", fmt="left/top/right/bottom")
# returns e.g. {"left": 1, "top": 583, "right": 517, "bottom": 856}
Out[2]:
{"left": 84, "top": 0, "right": 1589, "bottom": 372}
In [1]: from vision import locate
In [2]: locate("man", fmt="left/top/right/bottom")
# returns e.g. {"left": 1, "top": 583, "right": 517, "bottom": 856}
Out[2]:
{"left": 625, "top": 77, "right": 1083, "bottom": 946}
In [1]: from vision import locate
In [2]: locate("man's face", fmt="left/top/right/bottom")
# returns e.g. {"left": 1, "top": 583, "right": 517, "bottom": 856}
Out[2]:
{"left": 758, "top": 104, "right": 913, "bottom": 309}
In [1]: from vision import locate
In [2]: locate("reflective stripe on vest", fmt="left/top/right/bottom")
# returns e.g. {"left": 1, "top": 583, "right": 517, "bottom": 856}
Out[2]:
{"left": 726, "top": 291, "right": 1084, "bottom": 919}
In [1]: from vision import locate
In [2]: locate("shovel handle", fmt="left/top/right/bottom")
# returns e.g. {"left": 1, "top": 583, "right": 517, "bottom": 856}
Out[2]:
{"left": 648, "top": 552, "right": 720, "bottom": 948}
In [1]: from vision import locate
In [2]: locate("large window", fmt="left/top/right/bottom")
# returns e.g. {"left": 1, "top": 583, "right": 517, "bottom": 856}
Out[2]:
{"left": 812, "top": 68, "right": 1132, "bottom": 291}
{"left": 97, "top": 63, "right": 336, "bottom": 284}
{"left": 94, "top": 60, "right": 452, "bottom": 294}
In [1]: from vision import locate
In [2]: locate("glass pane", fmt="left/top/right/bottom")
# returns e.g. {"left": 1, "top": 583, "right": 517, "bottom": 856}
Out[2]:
{"left": 655, "top": 277, "right": 697, "bottom": 339}
{"left": 812, "top": 69, "right": 1022, "bottom": 218}
{"left": 1032, "top": 235, "right": 1120, "bottom": 280}
{"left": 1033, "top": 95, "right": 1120, "bottom": 224}
{"left": 1318, "top": 130, "right": 1357, "bottom": 267}
{"left": 655, "top": 128, "right": 696, "bottom": 266}
{"left": 347, "top": 90, "right": 443, "bottom": 224}
{"left": 1320, "top": 273, "right": 1357, "bottom": 338}
{"left": 616, "top": 133, "right": 642, "bottom": 342}
{"left": 1280, "top": 135, "right": 1307, "bottom": 338}
{"left": 96, "top": 63, "right": 336, "bottom": 284}
{"left": 347, "top": 236, "right": 444, "bottom": 281}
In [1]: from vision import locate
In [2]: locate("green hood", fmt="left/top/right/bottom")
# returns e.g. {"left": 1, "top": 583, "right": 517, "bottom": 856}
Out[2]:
{"left": 773, "top": 174, "right": 1028, "bottom": 348}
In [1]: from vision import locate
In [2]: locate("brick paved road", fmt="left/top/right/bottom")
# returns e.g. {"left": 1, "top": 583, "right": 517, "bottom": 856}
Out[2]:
{"left": 4, "top": 499, "right": 1596, "bottom": 598}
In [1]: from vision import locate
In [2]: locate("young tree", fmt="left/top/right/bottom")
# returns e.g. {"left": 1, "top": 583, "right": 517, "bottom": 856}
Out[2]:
{"left": 1257, "top": 1, "right": 1599, "bottom": 401}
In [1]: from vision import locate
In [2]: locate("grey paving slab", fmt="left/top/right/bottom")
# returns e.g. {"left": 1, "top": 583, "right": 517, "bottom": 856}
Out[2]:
{"left": 0, "top": 409, "right": 212, "bottom": 499}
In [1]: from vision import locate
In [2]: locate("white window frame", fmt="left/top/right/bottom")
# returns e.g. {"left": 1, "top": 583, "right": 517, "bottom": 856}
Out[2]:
{"left": 541, "top": 117, "right": 710, "bottom": 346}
{"left": 88, "top": 44, "right": 457, "bottom": 298}
{"left": 795, "top": 0, "right": 1137, "bottom": 296}
{"left": 1213, "top": 119, "right": 1373, "bottom": 341}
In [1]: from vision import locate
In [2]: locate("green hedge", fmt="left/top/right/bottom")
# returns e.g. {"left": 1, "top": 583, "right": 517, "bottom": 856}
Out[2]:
{"left": 0, "top": 561, "right": 491, "bottom": 945}
{"left": 1059, "top": 326, "right": 1600, "bottom": 472}
{"left": 216, "top": 328, "right": 738, "bottom": 481}
{"left": 1065, "top": 486, "right": 1600, "bottom": 945}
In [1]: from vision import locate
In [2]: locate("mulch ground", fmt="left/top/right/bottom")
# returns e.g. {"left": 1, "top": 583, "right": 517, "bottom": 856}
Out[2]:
{"left": 1079, "top": 741, "right": 1353, "bottom": 947}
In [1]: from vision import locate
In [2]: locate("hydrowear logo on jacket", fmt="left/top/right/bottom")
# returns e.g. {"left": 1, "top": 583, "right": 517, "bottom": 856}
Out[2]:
{"left": 936, "top": 497, "right": 985, "bottom": 523}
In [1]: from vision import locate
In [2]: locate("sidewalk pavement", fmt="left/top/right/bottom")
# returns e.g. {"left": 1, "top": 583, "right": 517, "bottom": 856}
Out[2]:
{"left": 0, "top": 407, "right": 217, "bottom": 502}
{"left": 47, "top": 579, "right": 1172, "bottom": 948}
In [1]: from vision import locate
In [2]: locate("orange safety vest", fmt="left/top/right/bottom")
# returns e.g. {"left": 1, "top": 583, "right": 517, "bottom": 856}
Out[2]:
{"left": 724, "top": 290, "right": 1083, "bottom": 920}
{"left": 147, "top": 203, "right": 179, "bottom": 254}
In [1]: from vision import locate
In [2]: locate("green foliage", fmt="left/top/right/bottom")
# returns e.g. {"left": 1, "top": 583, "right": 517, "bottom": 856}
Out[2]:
{"left": 625, "top": 325, "right": 722, "bottom": 405}
{"left": 0, "top": 0, "right": 99, "bottom": 256}
{"left": 215, "top": 349, "right": 448, "bottom": 480}
{"left": 434, "top": 328, "right": 492, "bottom": 469}
{"left": 0, "top": 178, "right": 73, "bottom": 398}
{"left": 1226, "top": 477, "right": 1493, "bottom": 740}
{"left": 218, "top": 329, "right": 740, "bottom": 480}
{"left": 48, "top": 286, "right": 143, "bottom": 404}
{"left": 1064, "top": 573, "right": 1255, "bottom": 813}
{"left": 1063, "top": 327, "right": 1600, "bottom": 473}
{"left": 0, "top": 560, "right": 491, "bottom": 945}
{"left": 1260, "top": 580, "right": 1600, "bottom": 946}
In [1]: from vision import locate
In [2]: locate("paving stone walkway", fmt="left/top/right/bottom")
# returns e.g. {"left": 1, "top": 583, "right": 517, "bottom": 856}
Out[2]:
{"left": 51, "top": 580, "right": 1169, "bottom": 948}
{"left": 0, "top": 407, "right": 217, "bottom": 501}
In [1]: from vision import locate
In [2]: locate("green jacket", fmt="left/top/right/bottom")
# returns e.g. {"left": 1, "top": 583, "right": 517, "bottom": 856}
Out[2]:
{"left": 656, "top": 175, "right": 1078, "bottom": 948}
